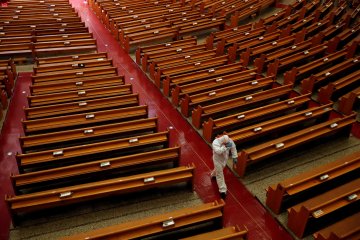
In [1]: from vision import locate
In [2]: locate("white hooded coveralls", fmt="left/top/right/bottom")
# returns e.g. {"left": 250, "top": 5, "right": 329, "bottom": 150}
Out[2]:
{"left": 211, "top": 135, "right": 238, "bottom": 193}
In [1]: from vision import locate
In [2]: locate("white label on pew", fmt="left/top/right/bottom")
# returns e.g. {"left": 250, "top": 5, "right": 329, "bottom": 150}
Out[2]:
{"left": 353, "top": 59, "right": 358, "bottom": 63}
{"left": 317, "top": 22, "right": 322, "bottom": 26}
{"left": 303, "top": 50, "right": 309, "bottom": 55}
{"left": 303, "top": 19, "right": 306, "bottom": 22}
{"left": 272, "top": 41, "right": 277, "bottom": 45}
{"left": 208, "top": 68, "right": 215, "bottom": 73}
{"left": 251, "top": 81, "right": 258, "bottom": 85}
{"left": 325, "top": 72, "right": 331, "bottom": 76}
{"left": 100, "top": 161, "right": 110, "bottom": 167}
{"left": 84, "top": 129, "right": 93, "bottom": 134}
{"left": 153, "top": 30, "right": 159, "bottom": 34}
{"left": 79, "top": 102, "right": 87, "bottom": 106}
{"left": 182, "top": 18, "right": 187, "bottom": 21}
{"left": 209, "top": 92, "right": 216, "bottom": 96}
{"left": 0, "top": 32, "right": 4, "bottom": 35}
{"left": 76, "top": 72, "right": 84, "bottom": 76}
{"left": 233, "top": 27, "right": 238, "bottom": 31}
{"left": 166, "top": 4, "right": 170, "bottom": 7}
{"left": 165, "top": 43, "right": 171, "bottom": 47}
{"left": 244, "top": 32, "right": 249, "bottom": 35}
{"left": 275, "top": 143, "right": 284, "bottom": 149}
{"left": 154, "top": 1, "right": 158, "bottom": 4}
{"left": 128, "top": 10, "right": 133, "bottom": 13}
{"left": 144, "top": 177, "right": 155, "bottom": 183}
{"left": 319, "top": 174, "right": 329, "bottom": 181}
{"left": 323, "top": 58, "right": 328, "bottom": 62}
{"left": 245, "top": 0, "right": 249, "bottom": 2}
{"left": 50, "top": 9, "right": 55, "bottom": 12}
{"left": 169, "top": 9, "right": 174, "bottom": 12}
{"left": 4, "top": 21, "right": 9, "bottom": 24}
{"left": 352, "top": 29, "right": 355, "bottom": 33}
{"left": 162, "top": 218, "right": 175, "bottom": 228}
{"left": 13, "top": 16, "right": 19, "bottom": 19}
{"left": 62, "top": 35, "right": 69, "bottom": 38}
{"left": 53, "top": 150, "right": 64, "bottom": 156}
{"left": 237, "top": 114, "right": 245, "bottom": 119}
{"left": 78, "top": 91, "right": 86, "bottom": 95}
{"left": 222, "top": 1, "right": 225, "bottom": 4}
{"left": 304, "top": 112, "right": 312, "bottom": 117}
{"left": 232, "top": 5, "right": 235, "bottom": 8}
{"left": 62, "top": 23, "right": 67, "bottom": 27}
{"left": 15, "top": 10, "right": 20, "bottom": 13}
{"left": 59, "top": 29, "right": 65, "bottom": 32}
{"left": 287, "top": 100, "right": 295, "bottom": 104}
{"left": 72, "top": 55, "right": 79, "bottom": 59}
{"left": 129, "top": 138, "right": 138, "bottom": 143}
{"left": 193, "top": 22, "right": 198, "bottom": 26}
{"left": 97, "top": 58, "right": 104, "bottom": 61}
{"left": 133, "top": 15, "right": 138, "bottom": 19}
{"left": 72, "top": 63, "right": 79, "bottom": 67}
{"left": 253, "top": 127, "right": 262, "bottom": 132}
{"left": 347, "top": 194, "right": 357, "bottom": 201}
{"left": 185, "top": 55, "right": 191, "bottom": 59}
{"left": 212, "top": 18, "right": 217, "bottom": 21}
{"left": 258, "top": 36, "right": 264, "bottom": 40}
{"left": 245, "top": 96, "right": 253, "bottom": 101}
{"left": 30, "top": 25, "right": 36, "bottom": 29}
{"left": 17, "top": 6, "right": 22, "bottom": 8}
{"left": 59, "top": 191, "right": 72, "bottom": 198}
{"left": 40, "top": 0, "right": 44, "bottom": 2}
{"left": 194, "top": 62, "right": 201, "bottom": 66}
{"left": 50, "top": 4, "right": 55, "bottom": 7}
{"left": 291, "top": 45, "right": 297, "bottom": 49}
{"left": 57, "top": 18, "right": 62, "bottom": 21}
{"left": 64, "top": 41, "right": 70, "bottom": 45}
{"left": 121, "top": 6, "right": 126, "bottom": 10}
{"left": 115, "top": 3, "right": 120, "bottom": 5}
{"left": 0, "top": 27, "right": 2, "bottom": 30}
{"left": 330, "top": 123, "right": 338, "bottom": 128}
{"left": 85, "top": 114, "right": 95, "bottom": 119}
{"left": 287, "top": 16, "right": 291, "bottom": 20}
{"left": 53, "top": 13, "right": 59, "bottom": 16}
{"left": 145, "top": 25, "right": 151, "bottom": 29}
{"left": 75, "top": 81, "right": 83, "bottom": 86}
{"left": 274, "top": 13, "right": 278, "bottom": 16}
{"left": 335, "top": 25, "right": 339, "bottom": 28}
{"left": 182, "top": 12, "right": 187, "bottom": 15}
{"left": 250, "top": 5, "right": 254, "bottom": 8}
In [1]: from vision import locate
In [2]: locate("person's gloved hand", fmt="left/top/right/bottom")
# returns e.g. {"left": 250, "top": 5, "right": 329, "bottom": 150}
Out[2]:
{"left": 225, "top": 142, "right": 232, "bottom": 148}
{"left": 233, "top": 157, "right": 238, "bottom": 164}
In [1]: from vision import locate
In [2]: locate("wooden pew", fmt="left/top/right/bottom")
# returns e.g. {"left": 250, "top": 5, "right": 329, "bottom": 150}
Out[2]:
{"left": 17, "top": 131, "right": 169, "bottom": 171}
{"left": 25, "top": 93, "right": 139, "bottom": 119}
{"left": 266, "top": 43, "right": 328, "bottom": 77}
{"left": 301, "top": 55, "right": 360, "bottom": 94}
{"left": 32, "top": 39, "right": 97, "bottom": 57}
{"left": 180, "top": 226, "right": 248, "bottom": 240}
{"left": 0, "top": 21, "right": 84, "bottom": 33}
{"left": 6, "top": 164, "right": 195, "bottom": 216}
{"left": 27, "top": 84, "right": 132, "bottom": 107}
{"left": 177, "top": 17, "right": 225, "bottom": 38}
{"left": 31, "top": 66, "right": 118, "bottom": 84}
{"left": 338, "top": 86, "right": 360, "bottom": 115}
{"left": 229, "top": 103, "right": 333, "bottom": 145}
{"left": 60, "top": 199, "right": 224, "bottom": 240}
{"left": 172, "top": 69, "right": 258, "bottom": 106}
{"left": 0, "top": 42, "right": 33, "bottom": 58}
{"left": 202, "top": 94, "right": 312, "bottom": 143}
{"left": 149, "top": 49, "right": 218, "bottom": 79}
{"left": 162, "top": 62, "right": 244, "bottom": 96}
{"left": 35, "top": 52, "right": 108, "bottom": 65}
{"left": 22, "top": 105, "right": 148, "bottom": 134}
{"left": 318, "top": 69, "right": 360, "bottom": 104}
{"left": 0, "top": 16, "right": 82, "bottom": 27}
{"left": 192, "top": 84, "right": 293, "bottom": 129}
{"left": 154, "top": 55, "right": 230, "bottom": 87}
{"left": 20, "top": 117, "right": 158, "bottom": 151}
{"left": 235, "top": 114, "right": 356, "bottom": 177}
{"left": 327, "top": 22, "right": 360, "bottom": 53}
{"left": 29, "top": 75, "right": 125, "bottom": 95}
{"left": 180, "top": 76, "right": 275, "bottom": 117}
{"left": 287, "top": 177, "right": 360, "bottom": 238}
{"left": 12, "top": 146, "right": 180, "bottom": 192}
{"left": 135, "top": 37, "right": 197, "bottom": 65}
{"left": 142, "top": 43, "right": 208, "bottom": 73}
{"left": 266, "top": 150, "right": 360, "bottom": 214}
{"left": 313, "top": 211, "right": 360, "bottom": 240}
{"left": 283, "top": 48, "right": 349, "bottom": 85}
{"left": 33, "top": 57, "right": 113, "bottom": 74}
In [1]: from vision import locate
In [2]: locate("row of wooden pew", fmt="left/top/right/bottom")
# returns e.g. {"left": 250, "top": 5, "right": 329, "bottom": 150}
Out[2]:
{"left": 5, "top": 52, "right": 200, "bottom": 227}
{"left": 0, "top": 0, "right": 97, "bottom": 60}
{"left": 266, "top": 151, "right": 360, "bottom": 239}
{"left": 0, "top": 58, "right": 16, "bottom": 119}
{"left": 61, "top": 200, "right": 249, "bottom": 240}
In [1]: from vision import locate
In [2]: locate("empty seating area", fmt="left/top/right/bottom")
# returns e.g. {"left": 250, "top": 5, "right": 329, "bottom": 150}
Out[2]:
{"left": 1, "top": 0, "right": 359, "bottom": 239}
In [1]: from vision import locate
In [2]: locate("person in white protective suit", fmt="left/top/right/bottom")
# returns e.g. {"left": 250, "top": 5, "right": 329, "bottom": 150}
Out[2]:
{"left": 210, "top": 134, "right": 238, "bottom": 199}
